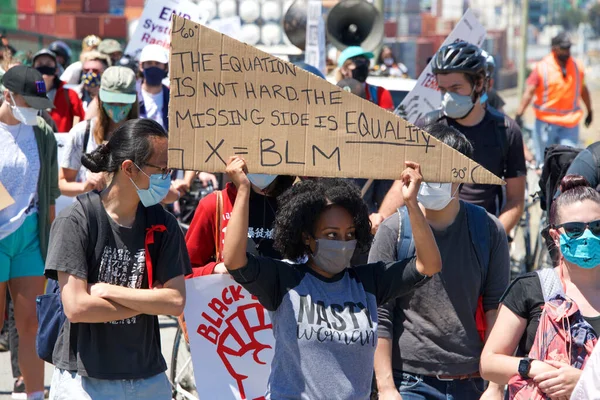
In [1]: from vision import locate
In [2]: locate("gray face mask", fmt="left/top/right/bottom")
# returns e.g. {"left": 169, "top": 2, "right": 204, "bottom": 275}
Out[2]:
{"left": 310, "top": 239, "right": 357, "bottom": 275}
{"left": 441, "top": 90, "right": 475, "bottom": 119}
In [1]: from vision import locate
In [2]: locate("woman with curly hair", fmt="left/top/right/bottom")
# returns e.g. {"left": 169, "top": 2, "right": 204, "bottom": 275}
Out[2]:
{"left": 222, "top": 156, "right": 442, "bottom": 399}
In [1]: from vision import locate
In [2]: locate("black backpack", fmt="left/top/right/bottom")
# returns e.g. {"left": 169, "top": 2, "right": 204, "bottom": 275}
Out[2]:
{"left": 538, "top": 145, "right": 583, "bottom": 212}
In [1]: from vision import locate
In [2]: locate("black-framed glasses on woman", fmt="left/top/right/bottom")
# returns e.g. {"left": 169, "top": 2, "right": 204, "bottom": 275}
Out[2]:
{"left": 553, "top": 219, "right": 600, "bottom": 239}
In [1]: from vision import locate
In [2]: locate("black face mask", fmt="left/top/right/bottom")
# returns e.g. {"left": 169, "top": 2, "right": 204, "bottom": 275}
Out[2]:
{"left": 352, "top": 63, "right": 369, "bottom": 83}
{"left": 36, "top": 65, "right": 56, "bottom": 76}
{"left": 557, "top": 53, "right": 570, "bottom": 63}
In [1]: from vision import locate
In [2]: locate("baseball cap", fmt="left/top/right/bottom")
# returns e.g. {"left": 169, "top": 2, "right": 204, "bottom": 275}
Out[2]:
{"left": 2, "top": 65, "right": 53, "bottom": 109}
{"left": 98, "top": 39, "right": 123, "bottom": 55}
{"left": 139, "top": 44, "right": 169, "bottom": 64}
{"left": 551, "top": 32, "right": 572, "bottom": 49}
{"left": 338, "top": 46, "right": 374, "bottom": 67}
{"left": 32, "top": 48, "right": 57, "bottom": 65}
{"left": 99, "top": 66, "right": 137, "bottom": 104}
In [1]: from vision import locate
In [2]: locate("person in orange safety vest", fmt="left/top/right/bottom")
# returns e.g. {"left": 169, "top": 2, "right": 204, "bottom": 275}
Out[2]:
{"left": 515, "top": 32, "right": 593, "bottom": 163}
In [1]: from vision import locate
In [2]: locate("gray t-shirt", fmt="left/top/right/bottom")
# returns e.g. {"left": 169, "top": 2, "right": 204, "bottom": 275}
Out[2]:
{"left": 368, "top": 201, "right": 509, "bottom": 377}
{"left": 230, "top": 253, "right": 428, "bottom": 400}
{"left": 44, "top": 201, "right": 192, "bottom": 379}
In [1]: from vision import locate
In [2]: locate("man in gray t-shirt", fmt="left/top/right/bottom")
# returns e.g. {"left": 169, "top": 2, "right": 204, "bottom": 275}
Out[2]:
{"left": 369, "top": 124, "right": 510, "bottom": 400}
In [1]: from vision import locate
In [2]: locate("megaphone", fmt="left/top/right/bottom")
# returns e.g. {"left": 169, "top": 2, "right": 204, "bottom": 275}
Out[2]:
{"left": 283, "top": 0, "right": 308, "bottom": 51}
{"left": 326, "top": 0, "right": 383, "bottom": 51}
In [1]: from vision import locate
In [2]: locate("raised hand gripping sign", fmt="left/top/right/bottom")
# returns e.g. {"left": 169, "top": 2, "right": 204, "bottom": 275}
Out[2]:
{"left": 184, "top": 275, "right": 274, "bottom": 400}
{"left": 168, "top": 15, "right": 503, "bottom": 185}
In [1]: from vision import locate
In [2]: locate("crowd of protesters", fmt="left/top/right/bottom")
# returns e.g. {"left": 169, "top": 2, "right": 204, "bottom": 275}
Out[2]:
{"left": 0, "top": 28, "right": 598, "bottom": 400}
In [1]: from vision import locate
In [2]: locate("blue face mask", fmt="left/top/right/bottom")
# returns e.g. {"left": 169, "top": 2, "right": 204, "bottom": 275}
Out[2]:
{"left": 103, "top": 103, "right": 132, "bottom": 123}
{"left": 143, "top": 66, "right": 167, "bottom": 86}
{"left": 130, "top": 164, "right": 172, "bottom": 207}
{"left": 559, "top": 229, "right": 600, "bottom": 269}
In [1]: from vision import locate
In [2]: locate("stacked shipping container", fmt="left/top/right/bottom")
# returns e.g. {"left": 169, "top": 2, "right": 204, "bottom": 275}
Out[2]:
{"left": 0, "top": 0, "right": 141, "bottom": 40}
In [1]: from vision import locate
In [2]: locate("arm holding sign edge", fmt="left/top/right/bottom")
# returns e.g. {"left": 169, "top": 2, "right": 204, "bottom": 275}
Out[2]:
{"left": 223, "top": 157, "right": 251, "bottom": 272}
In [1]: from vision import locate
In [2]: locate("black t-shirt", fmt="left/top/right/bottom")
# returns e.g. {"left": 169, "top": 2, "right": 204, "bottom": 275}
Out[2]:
{"left": 487, "top": 89, "right": 506, "bottom": 111}
{"left": 501, "top": 272, "right": 600, "bottom": 356}
{"left": 45, "top": 201, "right": 192, "bottom": 379}
{"left": 247, "top": 189, "right": 280, "bottom": 259}
{"left": 418, "top": 109, "right": 527, "bottom": 215}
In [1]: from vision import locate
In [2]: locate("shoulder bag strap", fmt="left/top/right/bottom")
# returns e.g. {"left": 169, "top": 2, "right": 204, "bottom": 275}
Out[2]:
{"left": 396, "top": 206, "right": 415, "bottom": 260}
{"left": 83, "top": 119, "right": 91, "bottom": 152}
{"left": 465, "top": 203, "right": 491, "bottom": 294}
{"left": 536, "top": 268, "right": 565, "bottom": 302}
{"left": 214, "top": 190, "right": 223, "bottom": 262}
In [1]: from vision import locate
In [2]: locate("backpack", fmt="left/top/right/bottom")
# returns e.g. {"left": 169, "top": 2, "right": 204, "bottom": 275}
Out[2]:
{"left": 367, "top": 84, "right": 379, "bottom": 105}
{"left": 538, "top": 144, "right": 600, "bottom": 212}
{"left": 507, "top": 268, "right": 598, "bottom": 399}
{"left": 422, "top": 108, "right": 510, "bottom": 176}
{"left": 396, "top": 201, "right": 491, "bottom": 341}
{"left": 36, "top": 191, "right": 168, "bottom": 364}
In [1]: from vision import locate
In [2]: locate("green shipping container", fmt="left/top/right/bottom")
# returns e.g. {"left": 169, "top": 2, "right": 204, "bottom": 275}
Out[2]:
{"left": 0, "top": 13, "right": 18, "bottom": 30}
{"left": 0, "top": 0, "right": 17, "bottom": 14}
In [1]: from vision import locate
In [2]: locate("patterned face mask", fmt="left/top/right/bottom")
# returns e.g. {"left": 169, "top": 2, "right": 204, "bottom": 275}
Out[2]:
{"left": 82, "top": 71, "right": 101, "bottom": 88}
{"left": 102, "top": 102, "right": 132, "bottom": 123}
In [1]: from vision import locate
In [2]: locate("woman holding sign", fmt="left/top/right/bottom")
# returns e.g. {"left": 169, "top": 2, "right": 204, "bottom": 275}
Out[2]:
{"left": 222, "top": 156, "right": 441, "bottom": 399}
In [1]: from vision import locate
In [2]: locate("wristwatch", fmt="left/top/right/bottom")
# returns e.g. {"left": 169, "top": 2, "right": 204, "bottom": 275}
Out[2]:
{"left": 518, "top": 357, "right": 533, "bottom": 379}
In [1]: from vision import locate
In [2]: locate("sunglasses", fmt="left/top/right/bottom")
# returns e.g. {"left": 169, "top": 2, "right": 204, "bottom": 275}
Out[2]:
{"left": 83, "top": 68, "right": 102, "bottom": 75}
{"left": 143, "top": 162, "right": 173, "bottom": 180}
{"left": 553, "top": 219, "right": 600, "bottom": 239}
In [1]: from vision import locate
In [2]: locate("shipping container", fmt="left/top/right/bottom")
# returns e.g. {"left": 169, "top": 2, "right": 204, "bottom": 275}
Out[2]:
{"left": 0, "top": 0, "right": 17, "bottom": 13}
{"left": 0, "top": 13, "right": 18, "bottom": 30}
{"left": 125, "top": 0, "right": 143, "bottom": 7}
{"left": 17, "top": 13, "right": 36, "bottom": 31}
{"left": 83, "top": 0, "right": 108, "bottom": 13}
{"left": 100, "top": 15, "right": 127, "bottom": 38}
{"left": 17, "top": 0, "right": 35, "bottom": 13}
{"left": 55, "top": 13, "right": 77, "bottom": 39}
{"left": 35, "top": 0, "right": 56, "bottom": 14}
{"left": 57, "top": 0, "right": 82, "bottom": 13}
{"left": 124, "top": 5, "right": 142, "bottom": 20}
{"left": 37, "top": 13, "right": 56, "bottom": 35}
{"left": 421, "top": 13, "right": 437, "bottom": 36}
{"left": 396, "top": 13, "right": 421, "bottom": 37}
{"left": 109, "top": 0, "right": 124, "bottom": 15}
{"left": 74, "top": 14, "right": 101, "bottom": 38}
{"left": 384, "top": 21, "right": 396, "bottom": 38}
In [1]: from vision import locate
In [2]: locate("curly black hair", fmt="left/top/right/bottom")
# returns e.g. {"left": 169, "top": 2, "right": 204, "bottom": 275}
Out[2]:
{"left": 273, "top": 178, "right": 372, "bottom": 261}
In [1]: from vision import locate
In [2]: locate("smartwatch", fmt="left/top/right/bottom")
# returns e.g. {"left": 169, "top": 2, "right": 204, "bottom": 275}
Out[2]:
{"left": 518, "top": 357, "right": 533, "bottom": 379}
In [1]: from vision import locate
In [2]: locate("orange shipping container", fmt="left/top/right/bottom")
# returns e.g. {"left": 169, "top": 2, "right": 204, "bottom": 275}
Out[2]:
{"left": 124, "top": 5, "right": 143, "bottom": 20}
{"left": 57, "top": 0, "right": 82, "bottom": 13}
{"left": 35, "top": 0, "right": 55, "bottom": 14}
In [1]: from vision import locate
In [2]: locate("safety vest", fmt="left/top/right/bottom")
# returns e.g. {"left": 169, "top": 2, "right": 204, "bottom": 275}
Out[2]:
{"left": 533, "top": 54, "right": 584, "bottom": 128}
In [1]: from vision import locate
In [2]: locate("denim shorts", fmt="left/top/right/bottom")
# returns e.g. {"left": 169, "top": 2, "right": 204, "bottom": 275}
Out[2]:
{"left": 49, "top": 368, "right": 172, "bottom": 400}
{"left": 0, "top": 213, "right": 44, "bottom": 282}
{"left": 397, "top": 372, "right": 486, "bottom": 400}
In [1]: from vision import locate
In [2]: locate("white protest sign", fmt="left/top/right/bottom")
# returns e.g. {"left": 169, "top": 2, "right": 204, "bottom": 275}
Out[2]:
{"left": 304, "top": 0, "right": 326, "bottom": 75}
{"left": 124, "top": 0, "right": 209, "bottom": 59}
{"left": 396, "top": 9, "right": 486, "bottom": 123}
{"left": 184, "top": 275, "right": 274, "bottom": 400}
{"left": 54, "top": 133, "right": 76, "bottom": 215}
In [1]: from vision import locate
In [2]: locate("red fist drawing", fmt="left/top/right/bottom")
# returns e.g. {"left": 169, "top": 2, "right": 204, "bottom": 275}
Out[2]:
{"left": 216, "top": 303, "right": 273, "bottom": 400}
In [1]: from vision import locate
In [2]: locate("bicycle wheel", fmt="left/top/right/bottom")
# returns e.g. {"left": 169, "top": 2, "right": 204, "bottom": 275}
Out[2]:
{"left": 170, "top": 326, "right": 199, "bottom": 400}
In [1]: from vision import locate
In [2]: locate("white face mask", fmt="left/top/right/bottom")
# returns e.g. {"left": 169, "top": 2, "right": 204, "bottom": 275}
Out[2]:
{"left": 417, "top": 183, "right": 459, "bottom": 211}
{"left": 248, "top": 174, "right": 277, "bottom": 190}
{"left": 8, "top": 93, "right": 39, "bottom": 126}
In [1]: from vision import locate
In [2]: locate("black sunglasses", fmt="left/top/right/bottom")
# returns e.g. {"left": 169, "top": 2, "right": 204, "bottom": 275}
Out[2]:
{"left": 553, "top": 219, "right": 600, "bottom": 239}
{"left": 143, "top": 162, "right": 173, "bottom": 180}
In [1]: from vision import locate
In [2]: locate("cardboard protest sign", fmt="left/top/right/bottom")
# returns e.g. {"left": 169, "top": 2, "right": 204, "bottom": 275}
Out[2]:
{"left": 0, "top": 181, "right": 14, "bottom": 212}
{"left": 184, "top": 275, "right": 274, "bottom": 400}
{"left": 168, "top": 15, "right": 503, "bottom": 184}
{"left": 124, "top": 0, "right": 208, "bottom": 59}
{"left": 396, "top": 9, "right": 486, "bottom": 123}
